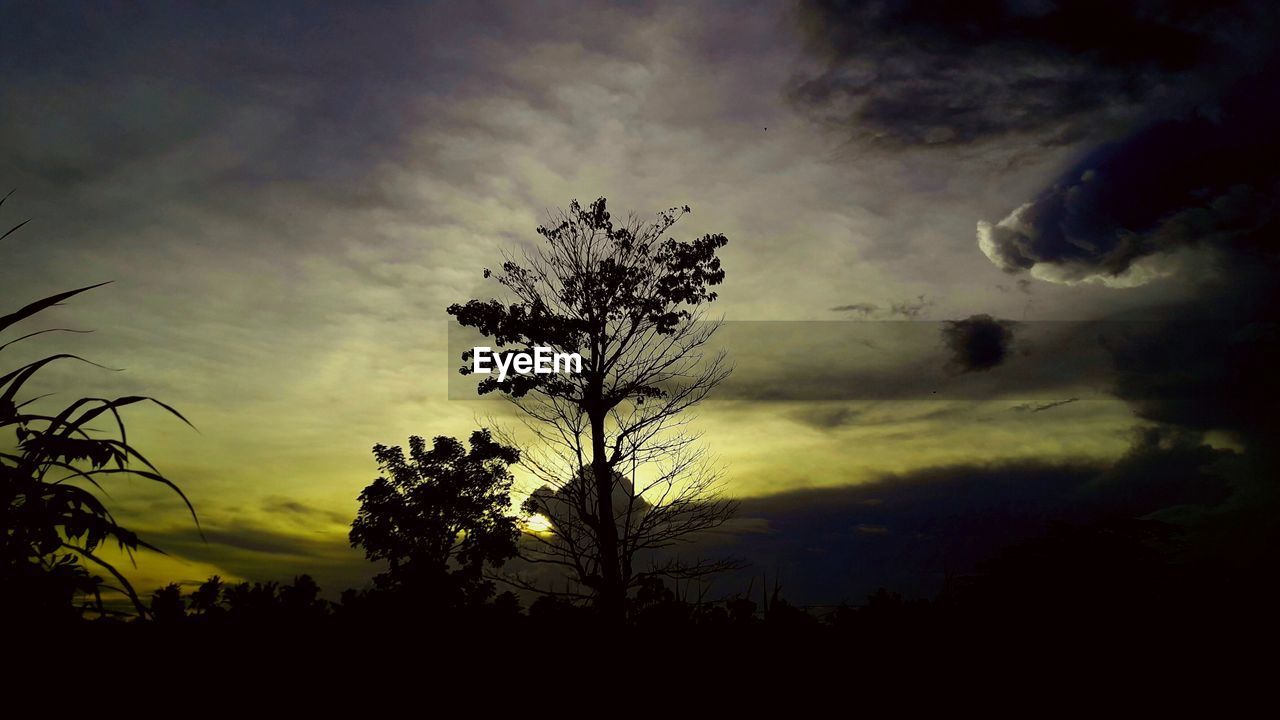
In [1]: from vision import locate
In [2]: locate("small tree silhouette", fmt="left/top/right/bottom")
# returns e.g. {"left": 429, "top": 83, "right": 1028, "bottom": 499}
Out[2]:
{"left": 222, "top": 580, "right": 280, "bottom": 624}
{"left": 188, "top": 575, "right": 224, "bottom": 619}
{"left": 0, "top": 192, "right": 198, "bottom": 621}
{"left": 349, "top": 429, "right": 520, "bottom": 609}
{"left": 149, "top": 582, "right": 186, "bottom": 623}
{"left": 278, "top": 574, "right": 328, "bottom": 622}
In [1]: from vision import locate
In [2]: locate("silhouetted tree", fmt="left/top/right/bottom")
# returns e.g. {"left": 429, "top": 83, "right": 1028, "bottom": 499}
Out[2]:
{"left": 491, "top": 590, "right": 523, "bottom": 618}
{"left": 222, "top": 580, "right": 280, "bottom": 624}
{"left": 349, "top": 429, "right": 520, "bottom": 609}
{"left": 278, "top": 574, "right": 329, "bottom": 621}
{"left": 527, "top": 594, "right": 589, "bottom": 627}
{"left": 725, "top": 596, "right": 758, "bottom": 626}
{"left": 149, "top": 582, "right": 186, "bottom": 623}
{"left": 449, "top": 198, "right": 738, "bottom": 621}
{"left": 147, "top": 573, "right": 334, "bottom": 627}
{"left": 188, "top": 575, "right": 224, "bottom": 618}
{"left": 0, "top": 192, "right": 198, "bottom": 621}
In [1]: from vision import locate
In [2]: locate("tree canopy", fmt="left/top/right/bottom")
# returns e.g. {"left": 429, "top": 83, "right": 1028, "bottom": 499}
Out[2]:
{"left": 349, "top": 429, "right": 521, "bottom": 607}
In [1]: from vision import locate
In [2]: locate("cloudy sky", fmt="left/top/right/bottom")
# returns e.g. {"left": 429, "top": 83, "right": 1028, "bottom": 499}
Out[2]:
{"left": 2, "top": 1, "right": 1275, "bottom": 603}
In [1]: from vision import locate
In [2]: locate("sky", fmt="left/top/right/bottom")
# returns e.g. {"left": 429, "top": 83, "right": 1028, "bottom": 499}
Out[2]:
{"left": 2, "top": 1, "right": 1276, "bottom": 604}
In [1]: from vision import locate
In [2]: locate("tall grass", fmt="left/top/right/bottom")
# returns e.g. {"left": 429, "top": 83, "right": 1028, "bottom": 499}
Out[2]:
{"left": 0, "top": 191, "right": 198, "bottom": 620}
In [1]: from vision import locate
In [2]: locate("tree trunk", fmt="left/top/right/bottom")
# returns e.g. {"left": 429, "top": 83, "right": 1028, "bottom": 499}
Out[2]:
{"left": 589, "top": 407, "right": 624, "bottom": 622}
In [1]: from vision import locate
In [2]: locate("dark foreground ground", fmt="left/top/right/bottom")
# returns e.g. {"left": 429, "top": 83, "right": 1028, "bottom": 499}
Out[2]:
{"left": 8, "top": 597, "right": 1275, "bottom": 713}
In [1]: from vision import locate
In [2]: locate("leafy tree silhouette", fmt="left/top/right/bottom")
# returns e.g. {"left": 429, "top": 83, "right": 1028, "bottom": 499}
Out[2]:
{"left": 222, "top": 580, "right": 281, "bottom": 625}
{"left": 188, "top": 575, "right": 224, "bottom": 618}
{"left": 349, "top": 429, "right": 520, "bottom": 611}
{"left": 145, "top": 573, "right": 333, "bottom": 627}
{"left": 0, "top": 192, "right": 198, "bottom": 622}
{"left": 490, "top": 589, "right": 522, "bottom": 618}
{"left": 149, "top": 582, "right": 186, "bottom": 623}
{"left": 448, "top": 197, "right": 738, "bottom": 621}
{"left": 278, "top": 574, "right": 328, "bottom": 622}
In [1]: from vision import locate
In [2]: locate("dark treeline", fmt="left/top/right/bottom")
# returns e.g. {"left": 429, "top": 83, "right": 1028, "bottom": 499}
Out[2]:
{"left": 98, "top": 515, "right": 1272, "bottom": 644}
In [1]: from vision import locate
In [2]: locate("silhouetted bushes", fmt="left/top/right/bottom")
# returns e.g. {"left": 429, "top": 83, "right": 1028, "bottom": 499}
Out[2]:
{"left": 2, "top": 195, "right": 198, "bottom": 624}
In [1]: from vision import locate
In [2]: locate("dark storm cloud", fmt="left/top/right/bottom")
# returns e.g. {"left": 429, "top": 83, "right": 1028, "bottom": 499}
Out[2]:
{"left": 789, "top": 0, "right": 1272, "bottom": 147}
{"left": 692, "top": 426, "right": 1233, "bottom": 604}
{"left": 972, "top": 47, "right": 1280, "bottom": 444}
{"left": 1105, "top": 291, "right": 1280, "bottom": 439}
{"left": 942, "top": 314, "right": 1015, "bottom": 373}
{"left": 978, "top": 78, "right": 1280, "bottom": 283}
{"left": 1090, "top": 426, "right": 1235, "bottom": 511}
{"left": 962, "top": 2, "right": 1279, "bottom": 290}
{"left": 931, "top": 0, "right": 1280, "bottom": 444}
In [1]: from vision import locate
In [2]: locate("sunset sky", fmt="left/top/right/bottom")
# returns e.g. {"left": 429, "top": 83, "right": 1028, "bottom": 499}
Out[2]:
{"left": 3, "top": 1, "right": 1274, "bottom": 604}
